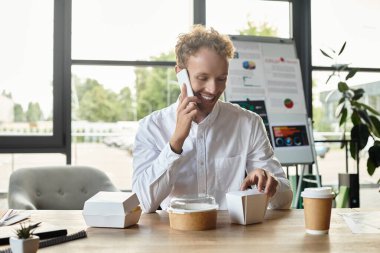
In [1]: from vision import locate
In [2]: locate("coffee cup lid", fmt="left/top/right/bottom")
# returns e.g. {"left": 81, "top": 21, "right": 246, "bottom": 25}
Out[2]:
{"left": 301, "top": 187, "right": 335, "bottom": 199}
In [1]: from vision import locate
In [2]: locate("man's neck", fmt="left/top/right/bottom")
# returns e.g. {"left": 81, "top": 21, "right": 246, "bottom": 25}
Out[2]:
{"left": 194, "top": 111, "right": 209, "bottom": 124}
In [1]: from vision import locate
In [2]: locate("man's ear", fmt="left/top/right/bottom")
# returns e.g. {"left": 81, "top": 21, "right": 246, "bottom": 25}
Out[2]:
{"left": 175, "top": 65, "right": 183, "bottom": 74}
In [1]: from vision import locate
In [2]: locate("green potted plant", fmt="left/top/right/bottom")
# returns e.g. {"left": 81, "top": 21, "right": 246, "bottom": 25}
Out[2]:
{"left": 320, "top": 42, "right": 380, "bottom": 182}
{"left": 10, "top": 222, "right": 40, "bottom": 253}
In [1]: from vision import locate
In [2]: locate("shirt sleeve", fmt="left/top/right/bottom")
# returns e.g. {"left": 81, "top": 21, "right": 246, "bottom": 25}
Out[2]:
{"left": 246, "top": 114, "right": 293, "bottom": 209}
{"left": 267, "top": 176, "right": 294, "bottom": 209}
{"left": 132, "top": 117, "right": 182, "bottom": 213}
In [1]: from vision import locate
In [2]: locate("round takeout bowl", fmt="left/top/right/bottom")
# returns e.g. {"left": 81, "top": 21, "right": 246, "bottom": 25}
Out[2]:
{"left": 167, "top": 202, "right": 218, "bottom": 231}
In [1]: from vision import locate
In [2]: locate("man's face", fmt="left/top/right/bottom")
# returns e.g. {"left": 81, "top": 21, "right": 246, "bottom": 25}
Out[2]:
{"left": 186, "top": 47, "right": 229, "bottom": 115}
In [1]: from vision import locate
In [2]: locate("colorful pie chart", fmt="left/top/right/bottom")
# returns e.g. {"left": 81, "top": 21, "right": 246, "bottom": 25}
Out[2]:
{"left": 284, "top": 98, "right": 294, "bottom": 109}
{"left": 242, "top": 60, "right": 256, "bottom": 70}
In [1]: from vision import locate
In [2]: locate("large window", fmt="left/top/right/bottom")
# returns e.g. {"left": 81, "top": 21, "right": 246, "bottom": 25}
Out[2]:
{"left": 0, "top": 1, "right": 54, "bottom": 136}
{"left": 0, "top": 0, "right": 54, "bottom": 136}
{"left": 0, "top": 0, "right": 294, "bottom": 192}
{"left": 72, "top": 0, "right": 192, "bottom": 61}
{"left": 311, "top": 0, "right": 380, "bottom": 68}
{"left": 70, "top": 0, "right": 292, "bottom": 190}
{"left": 71, "top": 0, "right": 191, "bottom": 189}
{"left": 311, "top": 0, "right": 380, "bottom": 184}
{"left": 206, "top": 0, "right": 291, "bottom": 38}
{"left": 71, "top": 65, "right": 179, "bottom": 189}
{"left": 0, "top": 0, "right": 67, "bottom": 155}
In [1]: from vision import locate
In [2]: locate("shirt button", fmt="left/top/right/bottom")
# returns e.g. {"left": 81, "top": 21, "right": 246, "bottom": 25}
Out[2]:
{"left": 200, "top": 161, "right": 204, "bottom": 166}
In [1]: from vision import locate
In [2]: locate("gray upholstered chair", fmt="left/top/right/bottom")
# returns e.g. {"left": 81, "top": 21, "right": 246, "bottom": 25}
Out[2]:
{"left": 8, "top": 166, "right": 119, "bottom": 210}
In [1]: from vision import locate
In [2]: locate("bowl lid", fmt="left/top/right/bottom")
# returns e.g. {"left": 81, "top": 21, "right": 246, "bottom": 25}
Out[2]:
{"left": 167, "top": 194, "right": 218, "bottom": 213}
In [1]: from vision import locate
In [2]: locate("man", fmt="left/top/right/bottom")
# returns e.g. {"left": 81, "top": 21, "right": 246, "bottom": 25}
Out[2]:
{"left": 132, "top": 25, "right": 293, "bottom": 213}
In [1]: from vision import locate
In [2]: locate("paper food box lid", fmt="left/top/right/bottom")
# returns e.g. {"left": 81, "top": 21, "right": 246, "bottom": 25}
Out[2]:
{"left": 83, "top": 191, "right": 139, "bottom": 215}
{"left": 82, "top": 191, "right": 141, "bottom": 228}
{"left": 226, "top": 189, "right": 268, "bottom": 225}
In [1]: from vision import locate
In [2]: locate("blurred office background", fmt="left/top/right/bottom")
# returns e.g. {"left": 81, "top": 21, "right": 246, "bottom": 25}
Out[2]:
{"left": 0, "top": 0, "right": 379, "bottom": 208}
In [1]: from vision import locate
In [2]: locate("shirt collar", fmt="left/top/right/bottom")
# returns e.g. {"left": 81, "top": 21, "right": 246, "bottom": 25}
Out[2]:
{"left": 192, "top": 100, "right": 220, "bottom": 128}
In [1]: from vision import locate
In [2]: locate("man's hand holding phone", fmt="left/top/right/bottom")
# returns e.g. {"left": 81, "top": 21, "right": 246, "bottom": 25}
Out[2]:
{"left": 176, "top": 69, "right": 194, "bottom": 97}
{"left": 169, "top": 69, "right": 200, "bottom": 154}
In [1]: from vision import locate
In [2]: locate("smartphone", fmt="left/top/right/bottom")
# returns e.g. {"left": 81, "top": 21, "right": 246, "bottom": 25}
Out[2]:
{"left": 176, "top": 69, "right": 194, "bottom": 97}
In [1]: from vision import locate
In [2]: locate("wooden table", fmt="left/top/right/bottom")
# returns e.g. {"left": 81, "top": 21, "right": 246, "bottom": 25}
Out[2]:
{"left": 1, "top": 209, "right": 379, "bottom": 252}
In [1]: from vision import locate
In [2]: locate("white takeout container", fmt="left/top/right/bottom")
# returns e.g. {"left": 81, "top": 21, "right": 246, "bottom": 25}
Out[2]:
{"left": 82, "top": 191, "right": 141, "bottom": 228}
{"left": 226, "top": 189, "right": 269, "bottom": 225}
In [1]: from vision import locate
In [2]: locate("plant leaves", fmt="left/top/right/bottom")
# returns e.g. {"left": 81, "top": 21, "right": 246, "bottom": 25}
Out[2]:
{"left": 345, "top": 69, "right": 357, "bottom": 81}
{"left": 347, "top": 89, "right": 355, "bottom": 99}
{"left": 339, "top": 108, "right": 347, "bottom": 126}
{"left": 340, "top": 131, "right": 346, "bottom": 149}
{"left": 16, "top": 222, "right": 41, "bottom": 239}
{"left": 335, "top": 102, "right": 345, "bottom": 117}
{"left": 368, "top": 145, "right": 380, "bottom": 164}
{"left": 350, "top": 124, "right": 370, "bottom": 150}
{"left": 368, "top": 145, "right": 380, "bottom": 174}
{"left": 367, "top": 158, "right": 376, "bottom": 176}
{"left": 352, "top": 88, "right": 365, "bottom": 100}
{"left": 338, "top": 41, "right": 347, "bottom": 55}
{"left": 356, "top": 102, "right": 380, "bottom": 116}
{"left": 351, "top": 110, "right": 361, "bottom": 126}
{"left": 350, "top": 141, "right": 358, "bottom": 160}
{"left": 326, "top": 73, "right": 334, "bottom": 84}
{"left": 338, "top": 82, "right": 349, "bottom": 92}
{"left": 320, "top": 49, "right": 333, "bottom": 59}
{"left": 369, "top": 115, "right": 380, "bottom": 138}
{"left": 357, "top": 109, "right": 372, "bottom": 125}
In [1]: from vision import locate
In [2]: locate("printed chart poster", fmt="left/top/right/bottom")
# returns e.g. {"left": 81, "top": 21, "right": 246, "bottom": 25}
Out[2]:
{"left": 272, "top": 125, "right": 309, "bottom": 148}
{"left": 225, "top": 42, "right": 265, "bottom": 101}
{"left": 230, "top": 100, "right": 272, "bottom": 147}
{"left": 263, "top": 57, "right": 307, "bottom": 115}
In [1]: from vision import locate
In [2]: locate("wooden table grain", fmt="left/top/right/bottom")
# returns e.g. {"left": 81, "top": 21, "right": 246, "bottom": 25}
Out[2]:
{"left": 1, "top": 209, "right": 379, "bottom": 252}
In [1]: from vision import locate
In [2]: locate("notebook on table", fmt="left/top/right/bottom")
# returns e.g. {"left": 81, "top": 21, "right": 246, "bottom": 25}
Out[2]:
{"left": 0, "top": 222, "right": 67, "bottom": 245}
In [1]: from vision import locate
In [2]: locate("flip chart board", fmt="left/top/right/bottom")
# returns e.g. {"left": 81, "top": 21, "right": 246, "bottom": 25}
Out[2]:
{"left": 226, "top": 36, "right": 314, "bottom": 165}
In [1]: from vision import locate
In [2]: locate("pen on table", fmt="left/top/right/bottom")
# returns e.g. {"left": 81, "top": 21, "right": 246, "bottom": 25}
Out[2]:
{"left": 0, "top": 209, "right": 14, "bottom": 225}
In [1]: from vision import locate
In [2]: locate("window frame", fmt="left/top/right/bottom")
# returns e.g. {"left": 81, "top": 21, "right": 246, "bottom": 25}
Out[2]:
{"left": 0, "top": 0, "right": 295, "bottom": 166}
{"left": 0, "top": 0, "right": 71, "bottom": 163}
{"left": 310, "top": 0, "right": 380, "bottom": 115}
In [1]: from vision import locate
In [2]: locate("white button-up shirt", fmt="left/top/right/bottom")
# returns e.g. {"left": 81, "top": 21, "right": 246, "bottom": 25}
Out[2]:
{"left": 132, "top": 100, "right": 293, "bottom": 213}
